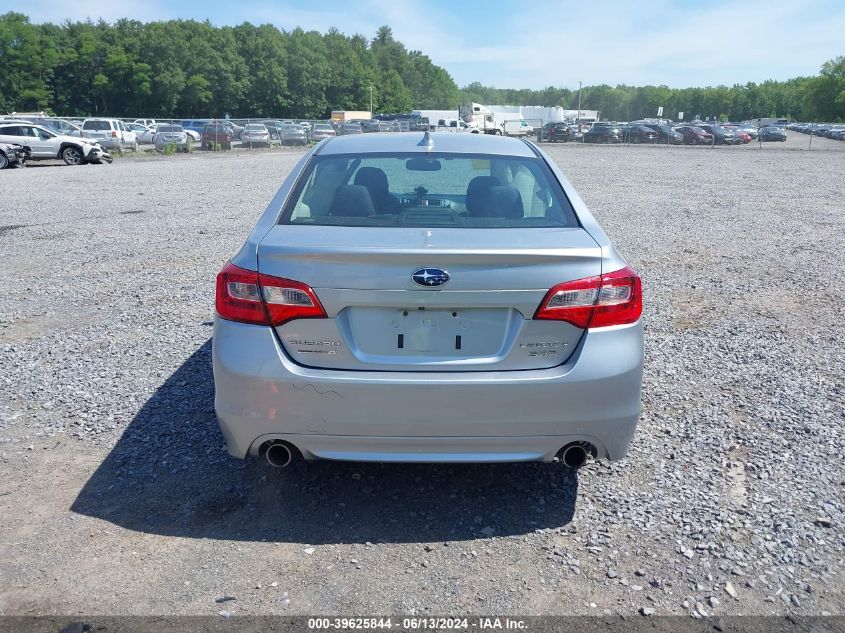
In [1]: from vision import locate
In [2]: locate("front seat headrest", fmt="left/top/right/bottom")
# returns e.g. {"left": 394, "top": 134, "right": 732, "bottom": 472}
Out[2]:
{"left": 328, "top": 185, "right": 375, "bottom": 217}
{"left": 472, "top": 185, "right": 524, "bottom": 218}
{"left": 465, "top": 176, "right": 500, "bottom": 216}
{"left": 354, "top": 167, "right": 390, "bottom": 193}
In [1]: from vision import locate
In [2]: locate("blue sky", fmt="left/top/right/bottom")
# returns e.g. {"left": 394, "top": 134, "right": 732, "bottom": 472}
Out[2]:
{"left": 23, "top": 0, "right": 845, "bottom": 89}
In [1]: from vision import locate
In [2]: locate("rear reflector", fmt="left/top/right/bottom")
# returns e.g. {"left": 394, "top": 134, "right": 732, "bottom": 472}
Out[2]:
{"left": 534, "top": 265, "right": 642, "bottom": 328}
{"left": 216, "top": 262, "right": 326, "bottom": 326}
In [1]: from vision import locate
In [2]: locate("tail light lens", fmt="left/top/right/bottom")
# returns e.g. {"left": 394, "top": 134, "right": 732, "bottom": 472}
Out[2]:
{"left": 534, "top": 265, "right": 642, "bottom": 328}
{"left": 111, "top": 130, "right": 117, "bottom": 137}
{"left": 216, "top": 262, "right": 326, "bottom": 326}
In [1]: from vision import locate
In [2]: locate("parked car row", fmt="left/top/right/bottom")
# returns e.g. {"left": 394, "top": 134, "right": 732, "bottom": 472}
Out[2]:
{"left": 177, "top": 118, "right": 320, "bottom": 143}
{"left": 788, "top": 122, "right": 845, "bottom": 141}
{"left": 535, "top": 120, "right": 786, "bottom": 145}
{"left": 1, "top": 114, "right": 457, "bottom": 157}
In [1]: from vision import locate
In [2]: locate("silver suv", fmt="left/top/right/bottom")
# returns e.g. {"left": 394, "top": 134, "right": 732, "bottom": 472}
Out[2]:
{"left": 81, "top": 118, "right": 138, "bottom": 151}
{"left": 0, "top": 121, "right": 111, "bottom": 165}
{"left": 213, "top": 133, "right": 643, "bottom": 469}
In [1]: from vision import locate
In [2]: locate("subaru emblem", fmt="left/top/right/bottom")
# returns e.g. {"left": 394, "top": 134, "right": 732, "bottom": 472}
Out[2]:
{"left": 412, "top": 268, "right": 450, "bottom": 287}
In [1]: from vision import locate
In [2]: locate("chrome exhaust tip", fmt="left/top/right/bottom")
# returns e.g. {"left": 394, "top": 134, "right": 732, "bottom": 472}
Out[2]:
{"left": 557, "top": 442, "right": 592, "bottom": 469}
{"left": 264, "top": 441, "right": 295, "bottom": 468}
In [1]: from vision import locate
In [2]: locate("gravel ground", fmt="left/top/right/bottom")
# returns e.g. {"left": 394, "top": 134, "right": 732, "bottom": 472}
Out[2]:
{"left": 0, "top": 136, "right": 843, "bottom": 617}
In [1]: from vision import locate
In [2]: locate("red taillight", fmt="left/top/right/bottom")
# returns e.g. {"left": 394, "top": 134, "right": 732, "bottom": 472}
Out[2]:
{"left": 215, "top": 262, "right": 326, "bottom": 326}
{"left": 111, "top": 130, "right": 117, "bottom": 137}
{"left": 534, "top": 265, "right": 642, "bottom": 328}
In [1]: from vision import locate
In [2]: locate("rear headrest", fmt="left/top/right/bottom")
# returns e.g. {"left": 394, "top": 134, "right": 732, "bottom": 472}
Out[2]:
{"left": 469, "top": 184, "right": 524, "bottom": 219}
{"left": 465, "top": 176, "right": 500, "bottom": 216}
{"left": 354, "top": 167, "right": 390, "bottom": 193}
{"left": 328, "top": 185, "right": 375, "bottom": 217}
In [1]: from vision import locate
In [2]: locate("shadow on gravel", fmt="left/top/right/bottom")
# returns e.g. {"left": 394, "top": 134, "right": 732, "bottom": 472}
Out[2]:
{"left": 72, "top": 340, "right": 578, "bottom": 544}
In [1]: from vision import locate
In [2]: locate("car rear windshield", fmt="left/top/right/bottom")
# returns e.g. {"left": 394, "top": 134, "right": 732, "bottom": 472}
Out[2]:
{"left": 280, "top": 152, "right": 579, "bottom": 228}
{"left": 83, "top": 120, "right": 112, "bottom": 130}
{"left": 158, "top": 125, "right": 182, "bottom": 133}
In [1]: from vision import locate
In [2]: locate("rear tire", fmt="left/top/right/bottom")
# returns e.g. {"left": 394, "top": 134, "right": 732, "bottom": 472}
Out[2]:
{"left": 62, "top": 146, "right": 83, "bottom": 165}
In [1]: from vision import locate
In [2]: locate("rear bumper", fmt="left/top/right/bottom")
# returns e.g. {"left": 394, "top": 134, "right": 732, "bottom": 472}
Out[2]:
{"left": 212, "top": 318, "right": 643, "bottom": 463}
{"left": 93, "top": 138, "right": 122, "bottom": 149}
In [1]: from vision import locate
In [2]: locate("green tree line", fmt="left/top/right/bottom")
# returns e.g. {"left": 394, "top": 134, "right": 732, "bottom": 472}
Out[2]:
{"left": 462, "top": 57, "right": 844, "bottom": 122}
{"left": 1, "top": 12, "right": 842, "bottom": 122}
{"left": 0, "top": 14, "right": 460, "bottom": 118}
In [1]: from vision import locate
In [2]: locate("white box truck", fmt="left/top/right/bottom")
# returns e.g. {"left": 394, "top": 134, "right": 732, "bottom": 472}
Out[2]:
{"left": 331, "top": 110, "right": 372, "bottom": 122}
{"left": 458, "top": 103, "right": 532, "bottom": 136}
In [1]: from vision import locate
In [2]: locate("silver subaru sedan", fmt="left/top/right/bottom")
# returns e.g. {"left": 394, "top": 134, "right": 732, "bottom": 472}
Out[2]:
{"left": 213, "top": 132, "right": 643, "bottom": 469}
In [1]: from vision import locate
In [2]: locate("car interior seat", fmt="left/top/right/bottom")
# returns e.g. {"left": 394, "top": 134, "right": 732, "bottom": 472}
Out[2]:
{"left": 353, "top": 167, "right": 400, "bottom": 214}
{"left": 328, "top": 185, "right": 376, "bottom": 217}
{"left": 466, "top": 177, "right": 524, "bottom": 218}
{"left": 465, "top": 176, "right": 500, "bottom": 216}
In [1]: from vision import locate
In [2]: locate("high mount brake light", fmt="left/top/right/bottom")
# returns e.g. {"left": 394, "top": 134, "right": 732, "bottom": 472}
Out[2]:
{"left": 215, "top": 262, "right": 326, "bottom": 326}
{"left": 534, "top": 265, "right": 642, "bottom": 329}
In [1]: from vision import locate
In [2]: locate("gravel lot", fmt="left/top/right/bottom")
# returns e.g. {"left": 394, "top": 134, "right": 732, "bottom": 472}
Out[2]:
{"left": 0, "top": 136, "right": 843, "bottom": 618}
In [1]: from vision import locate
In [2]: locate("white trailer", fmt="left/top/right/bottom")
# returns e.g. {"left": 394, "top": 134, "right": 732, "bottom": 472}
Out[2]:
{"left": 459, "top": 103, "right": 530, "bottom": 136}
{"left": 459, "top": 102, "right": 500, "bottom": 134}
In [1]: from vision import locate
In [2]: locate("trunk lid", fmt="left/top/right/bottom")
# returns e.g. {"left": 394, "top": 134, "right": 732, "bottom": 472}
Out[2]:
{"left": 257, "top": 225, "right": 602, "bottom": 371}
